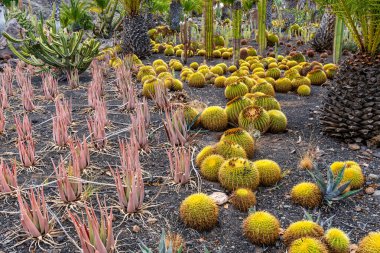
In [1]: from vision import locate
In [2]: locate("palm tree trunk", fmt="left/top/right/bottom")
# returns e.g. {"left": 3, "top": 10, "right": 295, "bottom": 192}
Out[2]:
{"left": 122, "top": 14, "right": 151, "bottom": 59}
{"left": 310, "top": 8, "right": 336, "bottom": 52}
{"left": 169, "top": 0, "right": 183, "bottom": 32}
{"left": 266, "top": 0, "right": 273, "bottom": 29}
{"left": 283, "top": 0, "right": 297, "bottom": 30}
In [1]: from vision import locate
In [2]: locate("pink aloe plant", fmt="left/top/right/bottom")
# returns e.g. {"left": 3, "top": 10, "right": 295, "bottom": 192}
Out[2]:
{"left": 53, "top": 115, "right": 69, "bottom": 147}
{"left": 87, "top": 102, "right": 107, "bottom": 150}
{"left": 14, "top": 114, "right": 33, "bottom": 141}
{"left": 15, "top": 114, "right": 35, "bottom": 167}
{"left": 167, "top": 146, "right": 191, "bottom": 184}
{"left": 136, "top": 98, "right": 150, "bottom": 127}
{"left": 150, "top": 82, "right": 169, "bottom": 110}
{"left": 110, "top": 139, "right": 144, "bottom": 213}
{"left": 163, "top": 107, "right": 189, "bottom": 146}
{"left": 69, "top": 136, "right": 90, "bottom": 171}
{"left": 17, "top": 138, "right": 35, "bottom": 167}
{"left": 1, "top": 63, "right": 14, "bottom": 96}
{"left": 0, "top": 106, "right": 5, "bottom": 135}
{"left": 68, "top": 198, "right": 115, "bottom": 253}
{"left": 88, "top": 64, "right": 104, "bottom": 108}
{"left": 67, "top": 69, "right": 79, "bottom": 89}
{"left": 55, "top": 98, "right": 72, "bottom": 126}
{"left": 17, "top": 188, "right": 52, "bottom": 238}
{"left": 129, "top": 113, "right": 148, "bottom": 150}
{"left": 116, "top": 64, "right": 136, "bottom": 110}
{"left": 16, "top": 67, "right": 35, "bottom": 112}
{"left": 0, "top": 159, "right": 18, "bottom": 193}
{"left": 41, "top": 72, "right": 58, "bottom": 101}
{"left": 53, "top": 157, "right": 82, "bottom": 203}
{"left": 1, "top": 85, "right": 9, "bottom": 109}
{"left": 91, "top": 61, "right": 104, "bottom": 97}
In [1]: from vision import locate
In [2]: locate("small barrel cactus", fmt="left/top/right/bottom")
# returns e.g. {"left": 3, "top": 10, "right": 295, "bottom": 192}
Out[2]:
{"left": 179, "top": 193, "right": 219, "bottom": 231}
{"left": 243, "top": 211, "right": 281, "bottom": 245}
{"left": 218, "top": 157, "right": 260, "bottom": 191}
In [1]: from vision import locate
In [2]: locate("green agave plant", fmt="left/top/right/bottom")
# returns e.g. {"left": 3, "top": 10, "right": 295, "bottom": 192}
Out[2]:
{"left": 139, "top": 229, "right": 184, "bottom": 253}
{"left": 307, "top": 164, "right": 362, "bottom": 206}
{"left": 60, "top": 0, "right": 93, "bottom": 30}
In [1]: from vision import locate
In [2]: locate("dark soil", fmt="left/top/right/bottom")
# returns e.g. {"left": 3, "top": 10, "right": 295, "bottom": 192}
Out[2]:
{"left": 0, "top": 39, "right": 379, "bottom": 253}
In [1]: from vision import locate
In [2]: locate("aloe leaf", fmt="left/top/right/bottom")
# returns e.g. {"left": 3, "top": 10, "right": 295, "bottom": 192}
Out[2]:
{"left": 158, "top": 229, "right": 166, "bottom": 252}
{"left": 332, "top": 165, "right": 346, "bottom": 191}
{"left": 333, "top": 188, "right": 362, "bottom": 201}
{"left": 327, "top": 167, "right": 334, "bottom": 192}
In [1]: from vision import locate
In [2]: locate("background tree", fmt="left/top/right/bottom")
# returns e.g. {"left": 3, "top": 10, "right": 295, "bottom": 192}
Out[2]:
{"left": 283, "top": 0, "right": 297, "bottom": 30}
{"left": 169, "top": 0, "right": 183, "bottom": 32}
{"left": 265, "top": 0, "right": 272, "bottom": 29}
{"left": 310, "top": 7, "right": 335, "bottom": 52}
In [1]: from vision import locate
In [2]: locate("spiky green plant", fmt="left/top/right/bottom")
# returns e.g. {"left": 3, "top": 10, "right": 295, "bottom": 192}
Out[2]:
{"left": 3, "top": 18, "right": 100, "bottom": 76}
{"left": 139, "top": 229, "right": 184, "bottom": 253}
{"left": 204, "top": 0, "right": 214, "bottom": 60}
{"left": 307, "top": 164, "right": 362, "bottom": 206}
{"left": 61, "top": 0, "right": 93, "bottom": 30}
{"left": 90, "top": 0, "right": 123, "bottom": 38}
{"left": 232, "top": 0, "right": 243, "bottom": 66}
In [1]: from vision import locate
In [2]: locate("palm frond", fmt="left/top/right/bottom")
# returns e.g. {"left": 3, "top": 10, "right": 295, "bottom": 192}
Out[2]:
{"left": 181, "top": 0, "right": 203, "bottom": 15}
{"left": 314, "top": 0, "right": 380, "bottom": 54}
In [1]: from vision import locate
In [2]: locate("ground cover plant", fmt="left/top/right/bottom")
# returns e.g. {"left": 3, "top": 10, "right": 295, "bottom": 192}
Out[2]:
{"left": 0, "top": 0, "right": 379, "bottom": 252}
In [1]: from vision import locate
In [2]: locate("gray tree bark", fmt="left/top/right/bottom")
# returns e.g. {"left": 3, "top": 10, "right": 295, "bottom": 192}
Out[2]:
{"left": 310, "top": 8, "right": 336, "bottom": 52}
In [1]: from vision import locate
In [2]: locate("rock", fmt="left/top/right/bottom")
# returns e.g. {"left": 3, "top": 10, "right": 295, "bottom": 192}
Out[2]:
{"left": 0, "top": 50, "right": 11, "bottom": 60}
{"left": 147, "top": 218, "right": 157, "bottom": 225}
{"left": 365, "top": 187, "right": 375, "bottom": 195}
{"left": 57, "top": 235, "right": 66, "bottom": 243}
{"left": 350, "top": 244, "right": 358, "bottom": 252}
{"left": 4, "top": 18, "right": 22, "bottom": 40}
{"left": 209, "top": 192, "right": 228, "bottom": 205}
{"left": 348, "top": 144, "right": 360, "bottom": 151}
{"left": 132, "top": 225, "right": 141, "bottom": 233}
{"left": 373, "top": 190, "right": 380, "bottom": 202}
{"left": 368, "top": 173, "right": 380, "bottom": 182}
{"left": 24, "top": 0, "right": 53, "bottom": 19}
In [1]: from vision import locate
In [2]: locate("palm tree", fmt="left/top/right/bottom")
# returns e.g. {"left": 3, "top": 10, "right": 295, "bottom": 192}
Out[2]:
{"left": 122, "top": 0, "right": 151, "bottom": 59}
{"left": 181, "top": 0, "right": 202, "bottom": 17}
{"left": 266, "top": 0, "right": 273, "bottom": 29}
{"left": 283, "top": 0, "right": 297, "bottom": 30}
{"left": 169, "top": 0, "right": 183, "bottom": 32}
{"left": 317, "top": 0, "right": 380, "bottom": 145}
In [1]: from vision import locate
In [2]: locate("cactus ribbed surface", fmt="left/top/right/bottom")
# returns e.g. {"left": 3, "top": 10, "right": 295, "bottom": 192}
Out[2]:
{"left": 257, "top": 0, "right": 267, "bottom": 55}
{"left": 232, "top": 0, "right": 242, "bottom": 67}
{"left": 204, "top": 0, "right": 214, "bottom": 60}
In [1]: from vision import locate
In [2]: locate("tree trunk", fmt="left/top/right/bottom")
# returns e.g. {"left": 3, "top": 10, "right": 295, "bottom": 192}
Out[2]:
{"left": 310, "top": 8, "right": 335, "bottom": 52}
{"left": 122, "top": 14, "right": 151, "bottom": 59}
{"left": 266, "top": 0, "right": 273, "bottom": 29}
{"left": 169, "top": 0, "right": 183, "bottom": 32}
{"left": 283, "top": 0, "right": 297, "bottom": 30}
